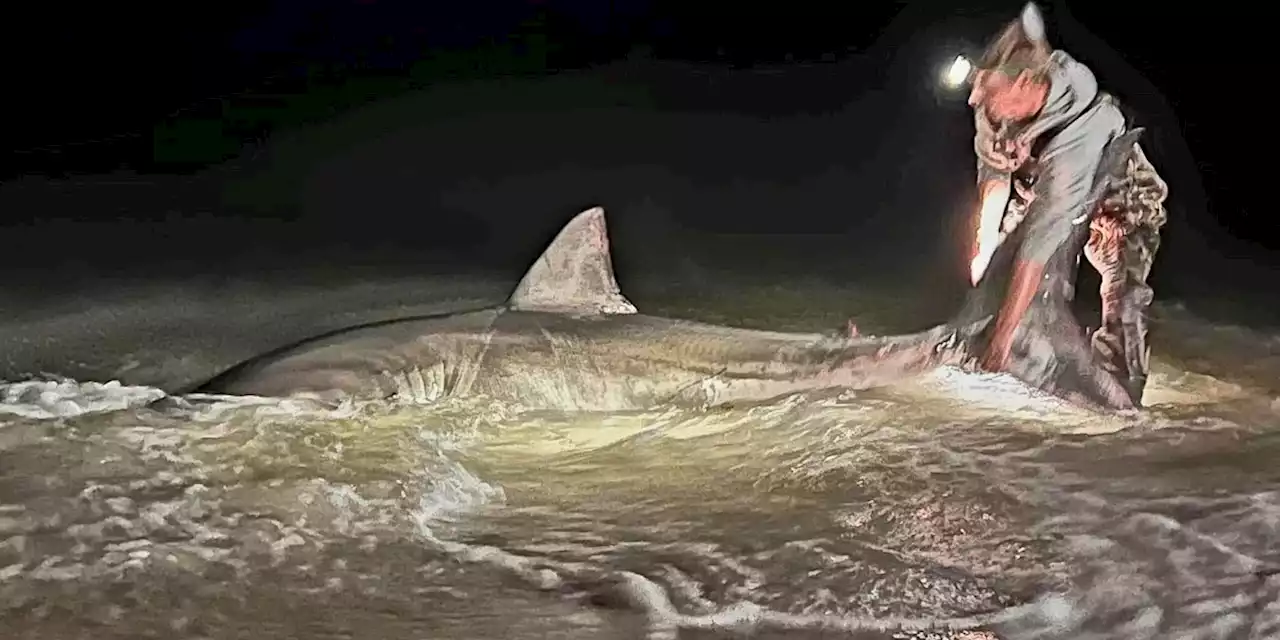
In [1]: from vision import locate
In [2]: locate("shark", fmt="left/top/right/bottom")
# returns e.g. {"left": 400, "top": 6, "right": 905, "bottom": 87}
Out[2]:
{"left": 195, "top": 207, "right": 989, "bottom": 411}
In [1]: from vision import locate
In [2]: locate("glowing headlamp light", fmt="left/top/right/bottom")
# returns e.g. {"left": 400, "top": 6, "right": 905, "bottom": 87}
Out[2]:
{"left": 943, "top": 55, "right": 973, "bottom": 89}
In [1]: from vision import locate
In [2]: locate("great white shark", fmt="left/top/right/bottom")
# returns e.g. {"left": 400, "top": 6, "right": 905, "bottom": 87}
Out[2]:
{"left": 194, "top": 207, "right": 990, "bottom": 411}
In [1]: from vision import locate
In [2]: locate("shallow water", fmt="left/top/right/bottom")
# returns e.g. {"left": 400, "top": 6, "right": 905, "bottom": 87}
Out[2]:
{"left": 2, "top": 274, "right": 1279, "bottom": 640}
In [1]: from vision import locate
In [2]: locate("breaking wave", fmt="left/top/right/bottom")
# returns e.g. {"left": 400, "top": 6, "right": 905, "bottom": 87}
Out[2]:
{"left": 0, "top": 378, "right": 165, "bottom": 419}
{"left": 2, "top": 332, "right": 1278, "bottom": 640}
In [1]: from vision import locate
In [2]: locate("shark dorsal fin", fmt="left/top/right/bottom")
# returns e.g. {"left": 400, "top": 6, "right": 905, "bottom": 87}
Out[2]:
{"left": 507, "top": 206, "right": 638, "bottom": 316}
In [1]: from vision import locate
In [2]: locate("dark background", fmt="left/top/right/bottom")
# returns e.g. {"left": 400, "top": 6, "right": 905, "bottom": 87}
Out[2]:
{"left": 0, "top": 0, "right": 1271, "bottom": 311}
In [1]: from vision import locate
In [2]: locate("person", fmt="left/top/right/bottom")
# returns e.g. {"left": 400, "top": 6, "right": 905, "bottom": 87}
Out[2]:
{"left": 959, "top": 3, "right": 1169, "bottom": 408}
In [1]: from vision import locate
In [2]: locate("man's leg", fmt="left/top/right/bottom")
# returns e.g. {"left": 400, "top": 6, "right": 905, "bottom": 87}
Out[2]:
{"left": 1085, "top": 213, "right": 1127, "bottom": 378}
{"left": 1086, "top": 143, "right": 1169, "bottom": 405}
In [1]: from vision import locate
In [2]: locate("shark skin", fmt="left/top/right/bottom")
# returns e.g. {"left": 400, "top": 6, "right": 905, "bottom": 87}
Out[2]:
{"left": 196, "top": 207, "right": 990, "bottom": 411}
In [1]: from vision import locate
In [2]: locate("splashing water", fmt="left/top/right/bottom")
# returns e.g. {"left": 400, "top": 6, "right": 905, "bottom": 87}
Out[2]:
{"left": 2, "top": 280, "right": 1279, "bottom": 640}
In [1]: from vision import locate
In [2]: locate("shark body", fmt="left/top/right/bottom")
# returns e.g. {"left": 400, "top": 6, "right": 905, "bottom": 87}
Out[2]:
{"left": 198, "top": 208, "right": 986, "bottom": 411}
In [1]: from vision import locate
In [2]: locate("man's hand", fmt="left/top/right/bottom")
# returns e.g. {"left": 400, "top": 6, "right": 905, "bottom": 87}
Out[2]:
{"left": 978, "top": 134, "right": 1033, "bottom": 173}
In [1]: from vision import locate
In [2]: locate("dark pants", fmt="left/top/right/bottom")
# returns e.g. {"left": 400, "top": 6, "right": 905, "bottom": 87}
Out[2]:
{"left": 1083, "top": 142, "right": 1168, "bottom": 403}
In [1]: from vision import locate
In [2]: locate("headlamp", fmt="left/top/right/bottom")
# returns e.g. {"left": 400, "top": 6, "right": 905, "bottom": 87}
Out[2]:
{"left": 942, "top": 55, "right": 973, "bottom": 90}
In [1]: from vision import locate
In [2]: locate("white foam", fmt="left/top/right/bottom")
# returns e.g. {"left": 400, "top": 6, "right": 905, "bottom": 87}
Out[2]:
{"left": 177, "top": 392, "right": 361, "bottom": 422}
{"left": 410, "top": 455, "right": 505, "bottom": 540}
{"left": 912, "top": 366, "right": 1089, "bottom": 419}
{"left": 0, "top": 378, "right": 165, "bottom": 420}
{"left": 430, "top": 535, "right": 1048, "bottom": 637}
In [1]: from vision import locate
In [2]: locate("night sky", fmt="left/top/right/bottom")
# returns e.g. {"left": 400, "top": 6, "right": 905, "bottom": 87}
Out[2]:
{"left": 0, "top": 1, "right": 1272, "bottom": 304}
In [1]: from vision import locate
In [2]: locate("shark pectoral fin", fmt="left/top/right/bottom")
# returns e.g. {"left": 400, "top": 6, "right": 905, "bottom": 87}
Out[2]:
{"left": 506, "top": 207, "right": 638, "bottom": 317}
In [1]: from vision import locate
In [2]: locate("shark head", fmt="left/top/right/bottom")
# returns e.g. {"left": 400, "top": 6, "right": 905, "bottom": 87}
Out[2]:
{"left": 507, "top": 207, "right": 638, "bottom": 317}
